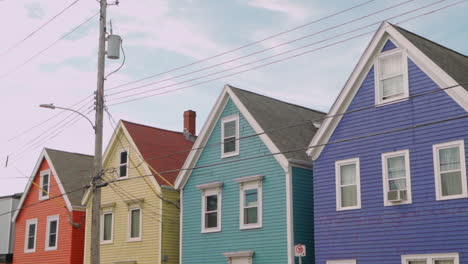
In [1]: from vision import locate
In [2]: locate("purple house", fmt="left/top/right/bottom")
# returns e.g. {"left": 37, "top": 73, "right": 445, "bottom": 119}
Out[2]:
{"left": 307, "top": 22, "right": 468, "bottom": 264}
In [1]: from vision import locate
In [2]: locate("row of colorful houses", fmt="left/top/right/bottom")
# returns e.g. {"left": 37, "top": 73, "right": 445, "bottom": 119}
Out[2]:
{"left": 3, "top": 22, "right": 468, "bottom": 264}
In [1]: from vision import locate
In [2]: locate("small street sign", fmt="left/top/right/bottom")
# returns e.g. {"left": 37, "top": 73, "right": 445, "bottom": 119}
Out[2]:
{"left": 295, "top": 244, "right": 306, "bottom": 257}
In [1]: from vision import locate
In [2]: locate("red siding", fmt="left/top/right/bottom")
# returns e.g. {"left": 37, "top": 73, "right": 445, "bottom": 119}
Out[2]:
{"left": 13, "top": 158, "right": 86, "bottom": 264}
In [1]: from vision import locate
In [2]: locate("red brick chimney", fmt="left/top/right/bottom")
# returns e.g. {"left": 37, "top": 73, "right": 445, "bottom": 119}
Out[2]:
{"left": 183, "top": 110, "right": 196, "bottom": 136}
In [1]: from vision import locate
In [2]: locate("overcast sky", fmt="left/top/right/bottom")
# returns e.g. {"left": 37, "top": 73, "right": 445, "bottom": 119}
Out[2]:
{"left": 0, "top": 0, "right": 467, "bottom": 196}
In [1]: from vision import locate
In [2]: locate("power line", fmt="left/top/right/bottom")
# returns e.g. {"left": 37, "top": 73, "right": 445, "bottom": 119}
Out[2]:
{"left": 107, "top": 0, "right": 465, "bottom": 106}
{"left": 106, "top": 0, "right": 378, "bottom": 91}
{"left": 0, "top": 0, "right": 81, "bottom": 57}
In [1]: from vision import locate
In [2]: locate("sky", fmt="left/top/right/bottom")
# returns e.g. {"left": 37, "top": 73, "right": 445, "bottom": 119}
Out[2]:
{"left": 0, "top": 0, "right": 467, "bottom": 196}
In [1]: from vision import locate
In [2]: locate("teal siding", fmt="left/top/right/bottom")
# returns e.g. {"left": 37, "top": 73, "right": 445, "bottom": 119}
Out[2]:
{"left": 292, "top": 167, "right": 314, "bottom": 264}
{"left": 182, "top": 99, "right": 289, "bottom": 264}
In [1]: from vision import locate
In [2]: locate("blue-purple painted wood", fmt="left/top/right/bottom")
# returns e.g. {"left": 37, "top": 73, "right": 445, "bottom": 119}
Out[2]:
{"left": 313, "top": 43, "right": 468, "bottom": 263}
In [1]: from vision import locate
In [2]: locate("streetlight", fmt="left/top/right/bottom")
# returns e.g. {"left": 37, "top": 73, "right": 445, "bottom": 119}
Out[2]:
{"left": 39, "top": 103, "right": 95, "bottom": 130}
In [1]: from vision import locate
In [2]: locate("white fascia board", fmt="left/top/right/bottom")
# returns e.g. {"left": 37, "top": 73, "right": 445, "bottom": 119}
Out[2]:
{"left": 306, "top": 21, "right": 468, "bottom": 161}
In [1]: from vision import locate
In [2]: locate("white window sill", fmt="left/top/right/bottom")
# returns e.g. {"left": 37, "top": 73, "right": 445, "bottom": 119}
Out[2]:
{"left": 375, "top": 96, "right": 408, "bottom": 107}
{"left": 39, "top": 195, "right": 49, "bottom": 201}
{"left": 117, "top": 176, "right": 129, "bottom": 181}
{"left": 201, "top": 228, "right": 221, "bottom": 234}
{"left": 436, "top": 194, "right": 468, "bottom": 201}
{"left": 240, "top": 224, "right": 262, "bottom": 230}
{"left": 100, "top": 241, "right": 113, "bottom": 245}
{"left": 221, "top": 151, "right": 239, "bottom": 159}
{"left": 384, "top": 200, "right": 412, "bottom": 206}
{"left": 24, "top": 249, "right": 36, "bottom": 254}
{"left": 336, "top": 205, "right": 361, "bottom": 211}
{"left": 45, "top": 247, "right": 58, "bottom": 251}
{"left": 127, "top": 238, "right": 142, "bottom": 243}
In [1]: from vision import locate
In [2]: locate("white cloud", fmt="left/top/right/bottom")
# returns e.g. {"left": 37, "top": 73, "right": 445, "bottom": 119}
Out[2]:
{"left": 247, "top": 0, "right": 309, "bottom": 21}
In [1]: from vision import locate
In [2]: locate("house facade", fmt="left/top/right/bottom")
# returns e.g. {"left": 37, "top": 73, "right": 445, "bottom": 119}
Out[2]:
{"left": 308, "top": 22, "right": 468, "bottom": 264}
{"left": 0, "top": 193, "right": 21, "bottom": 264}
{"left": 82, "top": 114, "right": 196, "bottom": 264}
{"left": 12, "top": 148, "right": 93, "bottom": 264}
{"left": 176, "top": 85, "right": 325, "bottom": 264}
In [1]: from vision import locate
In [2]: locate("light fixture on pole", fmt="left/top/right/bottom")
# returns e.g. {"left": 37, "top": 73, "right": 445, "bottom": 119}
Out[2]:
{"left": 39, "top": 104, "right": 95, "bottom": 130}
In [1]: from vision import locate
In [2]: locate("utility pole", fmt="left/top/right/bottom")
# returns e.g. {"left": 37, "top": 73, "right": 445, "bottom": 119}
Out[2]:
{"left": 91, "top": 0, "right": 107, "bottom": 263}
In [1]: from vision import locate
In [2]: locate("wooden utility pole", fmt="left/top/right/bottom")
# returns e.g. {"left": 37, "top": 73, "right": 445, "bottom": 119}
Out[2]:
{"left": 90, "top": 0, "right": 107, "bottom": 263}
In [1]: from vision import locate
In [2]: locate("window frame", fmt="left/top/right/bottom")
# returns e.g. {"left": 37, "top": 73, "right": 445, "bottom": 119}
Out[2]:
{"left": 221, "top": 114, "right": 240, "bottom": 158}
{"left": 101, "top": 209, "right": 114, "bottom": 244}
{"left": 45, "top": 215, "right": 59, "bottom": 251}
{"left": 382, "top": 149, "right": 412, "bottom": 206}
{"left": 402, "top": 252, "right": 459, "bottom": 264}
{"left": 200, "top": 186, "right": 222, "bottom": 233}
{"left": 433, "top": 140, "right": 467, "bottom": 201}
{"left": 24, "top": 218, "right": 38, "bottom": 253}
{"left": 39, "top": 170, "right": 51, "bottom": 200}
{"left": 374, "top": 48, "right": 409, "bottom": 105}
{"left": 335, "top": 158, "right": 361, "bottom": 211}
{"left": 118, "top": 149, "right": 129, "bottom": 179}
{"left": 127, "top": 207, "right": 142, "bottom": 242}
{"left": 327, "top": 260, "right": 357, "bottom": 264}
{"left": 236, "top": 176, "right": 263, "bottom": 230}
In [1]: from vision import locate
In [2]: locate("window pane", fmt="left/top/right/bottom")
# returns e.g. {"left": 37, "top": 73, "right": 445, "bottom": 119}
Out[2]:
{"left": 42, "top": 174, "right": 49, "bottom": 196}
{"left": 206, "top": 195, "right": 218, "bottom": 211}
{"left": 439, "top": 147, "right": 460, "bottom": 172}
{"left": 120, "top": 151, "right": 128, "bottom": 164}
{"left": 130, "top": 209, "right": 140, "bottom": 238}
{"left": 388, "top": 156, "right": 406, "bottom": 179}
{"left": 224, "top": 121, "right": 236, "bottom": 138}
{"left": 434, "top": 260, "right": 454, "bottom": 264}
{"left": 340, "top": 164, "right": 356, "bottom": 185}
{"left": 224, "top": 137, "right": 236, "bottom": 153}
{"left": 441, "top": 171, "right": 462, "bottom": 196}
{"left": 27, "top": 224, "right": 36, "bottom": 249}
{"left": 408, "top": 261, "right": 426, "bottom": 264}
{"left": 205, "top": 212, "right": 217, "bottom": 228}
{"left": 380, "top": 53, "right": 402, "bottom": 76}
{"left": 103, "top": 214, "right": 112, "bottom": 241}
{"left": 382, "top": 75, "right": 403, "bottom": 98}
{"left": 28, "top": 224, "right": 35, "bottom": 237}
{"left": 28, "top": 236, "right": 35, "bottom": 250}
{"left": 119, "top": 165, "right": 127, "bottom": 177}
{"left": 50, "top": 220, "right": 57, "bottom": 234}
{"left": 389, "top": 179, "right": 406, "bottom": 190}
{"left": 244, "top": 189, "right": 258, "bottom": 207}
{"left": 49, "top": 233, "right": 56, "bottom": 247}
{"left": 244, "top": 207, "right": 258, "bottom": 224}
{"left": 341, "top": 185, "right": 357, "bottom": 207}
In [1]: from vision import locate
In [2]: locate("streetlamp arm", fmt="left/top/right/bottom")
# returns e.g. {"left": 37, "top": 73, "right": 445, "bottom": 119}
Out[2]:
{"left": 39, "top": 104, "right": 95, "bottom": 130}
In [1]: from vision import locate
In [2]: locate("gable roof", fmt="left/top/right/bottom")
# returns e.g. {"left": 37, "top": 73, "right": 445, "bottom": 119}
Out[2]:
{"left": 307, "top": 22, "right": 468, "bottom": 161}
{"left": 13, "top": 148, "right": 93, "bottom": 222}
{"left": 175, "top": 84, "right": 325, "bottom": 189}
{"left": 121, "top": 120, "right": 195, "bottom": 186}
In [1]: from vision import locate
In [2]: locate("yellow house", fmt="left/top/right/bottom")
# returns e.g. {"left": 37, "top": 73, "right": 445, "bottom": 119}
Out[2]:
{"left": 82, "top": 112, "right": 196, "bottom": 264}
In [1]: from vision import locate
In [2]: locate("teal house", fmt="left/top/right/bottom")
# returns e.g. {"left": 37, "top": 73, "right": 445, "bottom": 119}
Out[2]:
{"left": 175, "top": 85, "right": 325, "bottom": 264}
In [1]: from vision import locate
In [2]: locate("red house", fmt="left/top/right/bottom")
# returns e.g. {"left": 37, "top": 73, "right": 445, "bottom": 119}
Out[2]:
{"left": 12, "top": 148, "right": 93, "bottom": 264}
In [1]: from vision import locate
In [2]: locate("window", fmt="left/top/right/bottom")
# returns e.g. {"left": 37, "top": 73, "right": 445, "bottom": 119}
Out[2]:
{"left": 402, "top": 253, "right": 459, "bottom": 264}
{"left": 433, "top": 140, "right": 467, "bottom": 200}
{"left": 374, "top": 48, "right": 409, "bottom": 105}
{"left": 101, "top": 211, "right": 114, "bottom": 243}
{"left": 235, "top": 175, "right": 263, "bottom": 229}
{"left": 128, "top": 208, "right": 141, "bottom": 241}
{"left": 24, "top": 219, "right": 37, "bottom": 253}
{"left": 197, "top": 182, "right": 223, "bottom": 233}
{"left": 45, "top": 215, "right": 59, "bottom": 251}
{"left": 382, "top": 150, "right": 412, "bottom": 206}
{"left": 336, "top": 158, "right": 361, "bottom": 211}
{"left": 39, "top": 170, "right": 50, "bottom": 200}
{"left": 119, "top": 150, "right": 128, "bottom": 178}
{"left": 221, "top": 115, "right": 239, "bottom": 158}
{"left": 327, "top": 260, "right": 356, "bottom": 264}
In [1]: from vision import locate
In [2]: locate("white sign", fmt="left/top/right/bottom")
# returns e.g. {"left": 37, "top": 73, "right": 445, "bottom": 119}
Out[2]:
{"left": 295, "top": 244, "right": 306, "bottom": 257}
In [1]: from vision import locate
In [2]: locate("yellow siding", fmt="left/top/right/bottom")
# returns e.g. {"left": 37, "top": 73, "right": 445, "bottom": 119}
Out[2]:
{"left": 83, "top": 129, "right": 180, "bottom": 264}
{"left": 161, "top": 188, "right": 180, "bottom": 264}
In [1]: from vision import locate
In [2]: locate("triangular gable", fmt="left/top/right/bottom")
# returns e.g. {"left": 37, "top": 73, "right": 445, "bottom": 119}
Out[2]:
{"left": 174, "top": 85, "right": 289, "bottom": 189}
{"left": 307, "top": 22, "right": 468, "bottom": 161}
{"left": 12, "top": 148, "right": 73, "bottom": 222}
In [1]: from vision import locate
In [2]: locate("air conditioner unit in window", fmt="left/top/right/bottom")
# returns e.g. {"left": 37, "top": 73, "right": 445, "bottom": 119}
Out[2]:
{"left": 387, "top": 189, "right": 407, "bottom": 202}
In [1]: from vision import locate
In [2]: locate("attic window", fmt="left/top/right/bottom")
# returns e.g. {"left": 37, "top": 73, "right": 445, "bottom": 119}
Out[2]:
{"left": 39, "top": 170, "right": 50, "bottom": 200}
{"left": 221, "top": 115, "right": 239, "bottom": 158}
{"left": 119, "top": 150, "right": 128, "bottom": 178}
{"left": 375, "top": 48, "right": 409, "bottom": 105}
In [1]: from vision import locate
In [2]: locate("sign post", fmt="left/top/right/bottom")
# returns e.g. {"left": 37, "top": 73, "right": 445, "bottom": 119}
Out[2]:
{"left": 295, "top": 244, "right": 306, "bottom": 264}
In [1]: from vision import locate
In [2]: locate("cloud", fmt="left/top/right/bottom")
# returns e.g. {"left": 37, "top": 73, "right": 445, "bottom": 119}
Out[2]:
{"left": 24, "top": 2, "right": 45, "bottom": 19}
{"left": 247, "top": 0, "right": 309, "bottom": 21}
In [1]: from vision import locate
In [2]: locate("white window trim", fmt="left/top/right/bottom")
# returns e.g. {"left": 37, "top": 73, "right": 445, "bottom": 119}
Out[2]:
{"left": 127, "top": 207, "right": 142, "bottom": 242}
{"left": 118, "top": 149, "right": 129, "bottom": 179}
{"left": 382, "top": 150, "right": 412, "bottom": 206}
{"left": 402, "top": 252, "right": 459, "bottom": 264}
{"left": 45, "top": 215, "right": 59, "bottom": 251}
{"left": 238, "top": 178, "right": 263, "bottom": 230}
{"left": 374, "top": 48, "right": 409, "bottom": 106}
{"left": 24, "top": 218, "right": 38, "bottom": 253}
{"left": 335, "top": 158, "right": 361, "bottom": 211}
{"left": 101, "top": 209, "right": 114, "bottom": 244}
{"left": 39, "top": 170, "right": 51, "bottom": 200}
{"left": 221, "top": 114, "right": 240, "bottom": 158}
{"left": 433, "top": 140, "right": 467, "bottom": 201}
{"left": 201, "top": 187, "right": 222, "bottom": 233}
{"left": 327, "top": 260, "right": 357, "bottom": 264}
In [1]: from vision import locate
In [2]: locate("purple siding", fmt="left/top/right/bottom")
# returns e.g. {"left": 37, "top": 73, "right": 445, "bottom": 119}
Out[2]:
{"left": 314, "top": 57, "right": 468, "bottom": 263}
{"left": 381, "top": 39, "right": 397, "bottom": 52}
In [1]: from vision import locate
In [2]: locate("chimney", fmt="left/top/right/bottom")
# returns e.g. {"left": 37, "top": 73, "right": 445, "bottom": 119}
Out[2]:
{"left": 183, "top": 110, "right": 196, "bottom": 136}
